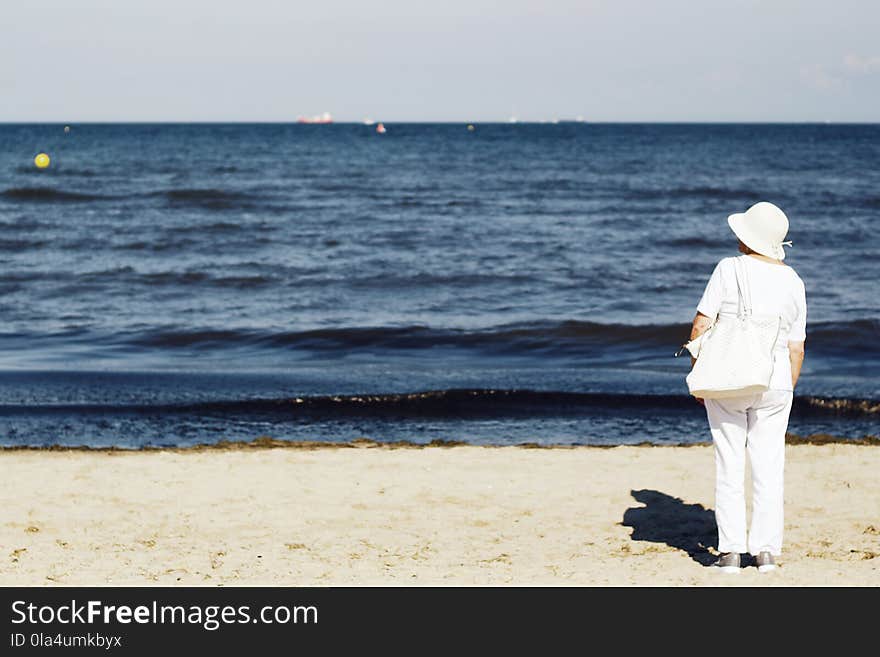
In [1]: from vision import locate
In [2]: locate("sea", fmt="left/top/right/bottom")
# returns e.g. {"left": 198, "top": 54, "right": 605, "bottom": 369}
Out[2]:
{"left": 0, "top": 122, "right": 877, "bottom": 448}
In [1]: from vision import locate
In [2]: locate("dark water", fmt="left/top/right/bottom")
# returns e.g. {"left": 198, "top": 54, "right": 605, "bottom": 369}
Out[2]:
{"left": 0, "top": 123, "right": 877, "bottom": 447}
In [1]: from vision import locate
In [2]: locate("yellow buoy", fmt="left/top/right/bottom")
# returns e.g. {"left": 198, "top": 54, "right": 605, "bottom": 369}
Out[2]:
{"left": 34, "top": 153, "right": 51, "bottom": 169}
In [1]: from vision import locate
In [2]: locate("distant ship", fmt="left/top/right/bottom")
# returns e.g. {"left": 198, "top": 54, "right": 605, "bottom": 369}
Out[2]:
{"left": 297, "top": 112, "right": 333, "bottom": 124}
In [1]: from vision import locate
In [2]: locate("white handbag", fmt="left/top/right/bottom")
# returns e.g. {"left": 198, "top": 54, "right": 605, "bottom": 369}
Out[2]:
{"left": 680, "top": 256, "right": 782, "bottom": 399}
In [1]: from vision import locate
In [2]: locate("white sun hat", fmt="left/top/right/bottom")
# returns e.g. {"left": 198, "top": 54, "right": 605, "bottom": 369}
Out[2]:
{"left": 727, "top": 201, "right": 792, "bottom": 260}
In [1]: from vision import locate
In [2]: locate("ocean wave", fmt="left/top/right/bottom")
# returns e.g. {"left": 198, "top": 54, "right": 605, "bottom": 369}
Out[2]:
{"left": 0, "top": 186, "right": 113, "bottom": 202}
{"left": 109, "top": 318, "right": 880, "bottom": 359}
{"left": 0, "top": 389, "right": 875, "bottom": 420}
{"left": 1, "top": 186, "right": 269, "bottom": 211}
{"left": 157, "top": 188, "right": 258, "bottom": 209}
{"left": 626, "top": 185, "right": 760, "bottom": 201}
{"left": 677, "top": 185, "right": 760, "bottom": 200}
{"left": 15, "top": 166, "right": 99, "bottom": 178}
{"left": 658, "top": 236, "right": 728, "bottom": 248}
{"left": 122, "top": 321, "right": 690, "bottom": 352}
{"left": 343, "top": 271, "right": 537, "bottom": 290}
{"left": 806, "top": 319, "right": 880, "bottom": 350}
{"left": 170, "top": 220, "right": 273, "bottom": 235}
{"left": 112, "top": 238, "right": 199, "bottom": 252}
{"left": 144, "top": 272, "right": 274, "bottom": 288}
{"left": 0, "top": 238, "right": 49, "bottom": 251}
{"left": 36, "top": 266, "right": 276, "bottom": 289}
{"left": 0, "top": 218, "right": 59, "bottom": 231}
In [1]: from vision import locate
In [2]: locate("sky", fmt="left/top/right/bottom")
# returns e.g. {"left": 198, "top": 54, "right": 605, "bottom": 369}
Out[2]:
{"left": 2, "top": 0, "right": 879, "bottom": 122}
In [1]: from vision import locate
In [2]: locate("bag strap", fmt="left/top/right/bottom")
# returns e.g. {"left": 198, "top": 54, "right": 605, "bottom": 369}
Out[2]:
{"left": 732, "top": 256, "right": 752, "bottom": 316}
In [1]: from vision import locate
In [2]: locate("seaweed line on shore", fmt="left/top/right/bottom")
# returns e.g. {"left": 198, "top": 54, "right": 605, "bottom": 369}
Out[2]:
{"left": 1, "top": 432, "right": 878, "bottom": 453}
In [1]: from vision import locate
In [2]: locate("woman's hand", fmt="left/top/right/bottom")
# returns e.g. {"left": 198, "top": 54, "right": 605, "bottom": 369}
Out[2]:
{"left": 689, "top": 312, "right": 714, "bottom": 407}
{"left": 789, "top": 340, "right": 805, "bottom": 389}
{"left": 690, "top": 312, "right": 714, "bottom": 343}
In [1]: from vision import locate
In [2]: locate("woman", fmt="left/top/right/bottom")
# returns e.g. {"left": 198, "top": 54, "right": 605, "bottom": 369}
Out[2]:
{"left": 689, "top": 201, "right": 807, "bottom": 574}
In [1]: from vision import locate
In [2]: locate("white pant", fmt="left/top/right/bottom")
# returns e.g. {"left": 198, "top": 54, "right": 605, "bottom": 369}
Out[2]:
{"left": 704, "top": 389, "right": 793, "bottom": 556}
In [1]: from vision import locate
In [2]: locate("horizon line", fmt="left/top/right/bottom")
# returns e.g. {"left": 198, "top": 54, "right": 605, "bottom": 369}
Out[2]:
{"left": 1, "top": 120, "right": 878, "bottom": 125}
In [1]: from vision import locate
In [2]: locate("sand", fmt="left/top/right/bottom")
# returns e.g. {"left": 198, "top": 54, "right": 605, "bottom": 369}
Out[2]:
{"left": 1, "top": 443, "right": 877, "bottom": 586}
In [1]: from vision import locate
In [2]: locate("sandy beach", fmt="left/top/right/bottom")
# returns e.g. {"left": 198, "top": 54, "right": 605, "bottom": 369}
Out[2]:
{"left": 1, "top": 442, "right": 877, "bottom": 586}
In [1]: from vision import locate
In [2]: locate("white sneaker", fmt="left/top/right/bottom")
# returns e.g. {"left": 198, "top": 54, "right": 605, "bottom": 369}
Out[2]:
{"left": 714, "top": 552, "right": 741, "bottom": 574}
{"left": 755, "top": 551, "right": 777, "bottom": 573}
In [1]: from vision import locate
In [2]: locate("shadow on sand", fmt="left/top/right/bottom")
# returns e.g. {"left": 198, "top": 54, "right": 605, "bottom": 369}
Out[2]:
{"left": 622, "top": 489, "right": 717, "bottom": 566}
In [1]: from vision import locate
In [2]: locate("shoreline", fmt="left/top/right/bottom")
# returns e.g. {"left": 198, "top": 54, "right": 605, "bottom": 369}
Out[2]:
{"left": 1, "top": 432, "right": 879, "bottom": 452}
{"left": 2, "top": 443, "right": 878, "bottom": 586}
{"left": 0, "top": 387, "right": 875, "bottom": 448}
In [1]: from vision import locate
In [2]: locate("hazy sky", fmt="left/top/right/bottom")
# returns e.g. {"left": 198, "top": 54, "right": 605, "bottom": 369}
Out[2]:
{"left": 3, "top": 0, "right": 879, "bottom": 122}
